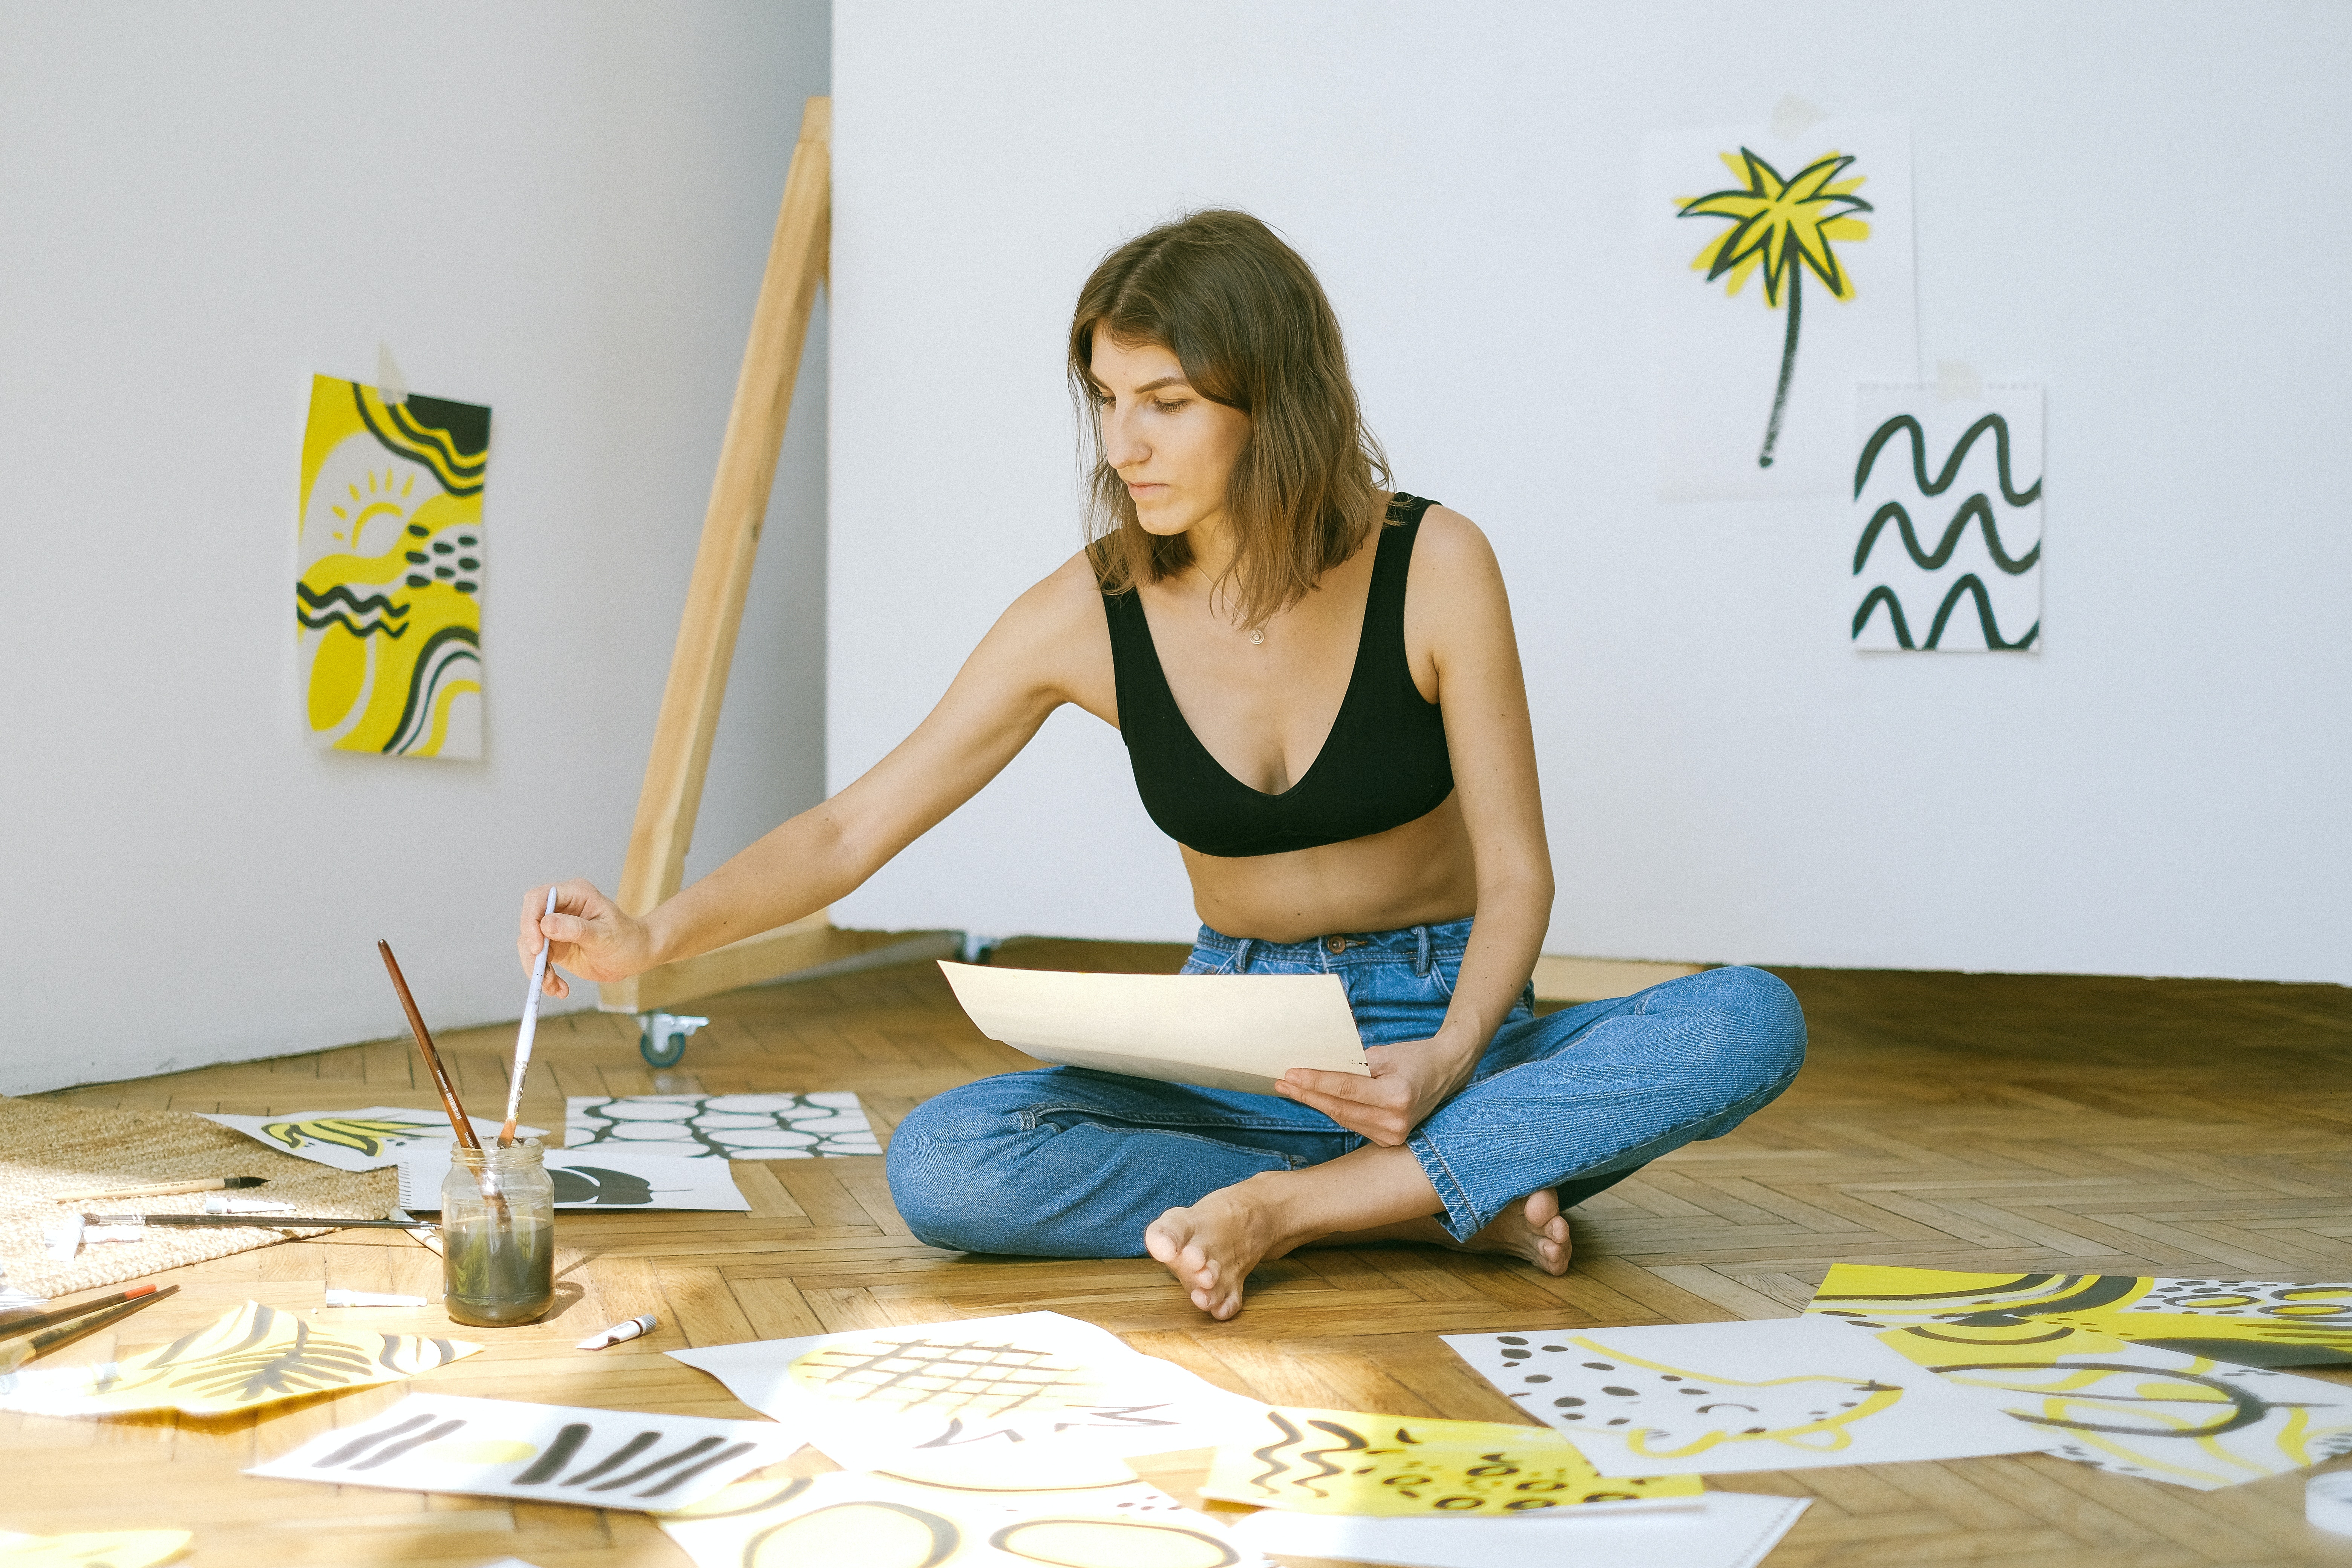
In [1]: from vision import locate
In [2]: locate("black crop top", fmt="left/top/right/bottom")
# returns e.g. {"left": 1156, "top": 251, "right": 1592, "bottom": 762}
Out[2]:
{"left": 1103, "top": 494, "right": 1455, "bottom": 858}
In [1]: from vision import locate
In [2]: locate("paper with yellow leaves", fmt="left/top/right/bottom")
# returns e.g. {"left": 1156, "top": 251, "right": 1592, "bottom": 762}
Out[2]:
{"left": 0, "top": 1300, "right": 478, "bottom": 1417}
{"left": 1201, "top": 1406, "right": 1703, "bottom": 1516}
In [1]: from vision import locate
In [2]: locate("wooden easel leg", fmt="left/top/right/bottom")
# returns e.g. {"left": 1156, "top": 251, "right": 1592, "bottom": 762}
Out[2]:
{"left": 597, "top": 98, "right": 833, "bottom": 1017}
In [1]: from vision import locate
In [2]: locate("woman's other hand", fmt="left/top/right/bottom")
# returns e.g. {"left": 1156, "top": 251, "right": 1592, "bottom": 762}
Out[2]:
{"left": 1275, "top": 1035, "right": 1478, "bottom": 1145}
{"left": 518, "top": 879, "right": 650, "bottom": 999}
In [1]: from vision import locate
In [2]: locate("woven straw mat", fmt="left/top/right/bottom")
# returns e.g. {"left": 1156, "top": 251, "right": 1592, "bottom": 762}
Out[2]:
{"left": 0, "top": 1096, "right": 395, "bottom": 1298}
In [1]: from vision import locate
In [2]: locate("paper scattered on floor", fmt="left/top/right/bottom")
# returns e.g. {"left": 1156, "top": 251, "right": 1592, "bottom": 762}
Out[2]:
{"left": 249, "top": 1393, "right": 802, "bottom": 1513}
{"left": 1443, "top": 1316, "right": 2046, "bottom": 1476}
{"left": 565, "top": 1094, "right": 876, "bottom": 1159}
{"left": 1228, "top": 1490, "right": 1809, "bottom": 1568}
{"left": 1805, "top": 1263, "right": 2352, "bottom": 1366}
{"left": 660, "top": 1447, "right": 1265, "bottom": 1568}
{"left": 1813, "top": 1280, "right": 2352, "bottom": 1490}
{"left": 396, "top": 1145, "right": 750, "bottom": 1211}
{"left": 0, "top": 1299, "right": 478, "bottom": 1417}
{"left": 198, "top": 1106, "right": 541, "bottom": 1173}
{"left": 0, "top": 1529, "right": 193, "bottom": 1567}
{"left": 1202, "top": 1406, "right": 1703, "bottom": 1515}
{"left": 669, "top": 1309, "right": 1262, "bottom": 1471}
{"left": 940, "top": 961, "right": 1369, "bottom": 1096}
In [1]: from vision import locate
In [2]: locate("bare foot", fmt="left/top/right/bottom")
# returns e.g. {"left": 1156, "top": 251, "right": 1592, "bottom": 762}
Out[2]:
{"left": 1144, "top": 1177, "right": 1289, "bottom": 1321}
{"left": 1321, "top": 1188, "right": 1573, "bottom": 1276}
{"left": 1463, "top": 1187, "right": 1573, "bottom": 1274}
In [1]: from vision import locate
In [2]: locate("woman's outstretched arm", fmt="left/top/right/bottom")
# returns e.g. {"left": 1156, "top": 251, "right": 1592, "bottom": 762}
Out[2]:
{"left": 520, "top": 554, "right": 1114, "bottom": 998}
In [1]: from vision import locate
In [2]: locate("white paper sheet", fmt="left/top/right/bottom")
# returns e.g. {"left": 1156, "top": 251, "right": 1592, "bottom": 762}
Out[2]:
{"left": 198, "top": 1105, "right": 542, "bottom": 1173}
{"left": 565, "top": 1093, "right": 877, "bottom": 1159}
{"left": 248, "top": 1393, "right": 802, "bottom": 1512}
{"left": 668, "top": 1309, "right": 1265, "bottom": 1471}
{"left": 660, "top": 1453, "right": 1269, "bottom": 1568}
{"left": 1644, "top": 116, "right": 1916, "bottom": 501}
{"left": 1229, "top": 1490, "right": 1809, "bottom": 1568}
{"left": 939, "top": 962, "right": 1368, "bottom": 1096}
{"left": 1443, "top": 1317, "right": 2046, "bottom": 1476}
{"left": 396, "top": 1146, "right": 750, "bottom": 1212}
{"left": 1851, "top": 383, "right": 2043, "bottom": 652}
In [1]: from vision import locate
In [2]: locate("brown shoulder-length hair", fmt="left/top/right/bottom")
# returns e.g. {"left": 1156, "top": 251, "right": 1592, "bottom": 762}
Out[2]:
{"left": 1072, "top": 210, "right": 1391, "bottom": 630}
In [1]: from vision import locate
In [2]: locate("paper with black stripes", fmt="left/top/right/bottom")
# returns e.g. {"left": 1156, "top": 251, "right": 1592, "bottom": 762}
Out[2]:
{"left": 248, "top": 1393, "right": 802, "bottom": 1511}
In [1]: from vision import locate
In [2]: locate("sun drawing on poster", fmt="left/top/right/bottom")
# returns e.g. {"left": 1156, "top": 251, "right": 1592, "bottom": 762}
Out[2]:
{"left": 296, "top": 375, "right": 490, "bottom": 758}
{"left": 1677, "top": 148, "right": 1872, "bottom": 468}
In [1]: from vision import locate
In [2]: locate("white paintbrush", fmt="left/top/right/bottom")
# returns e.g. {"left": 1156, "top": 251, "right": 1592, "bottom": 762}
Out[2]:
{"left": 501, "top": 887, "right": 558, "bottom": 1147}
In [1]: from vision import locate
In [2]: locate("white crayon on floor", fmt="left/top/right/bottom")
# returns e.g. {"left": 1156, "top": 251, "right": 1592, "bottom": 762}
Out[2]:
{"left": 577, "top": 1313, "right": 658, "bottom": 1350}
{"left": 323, "top": 1290, "right": 428, "bottom": 1308}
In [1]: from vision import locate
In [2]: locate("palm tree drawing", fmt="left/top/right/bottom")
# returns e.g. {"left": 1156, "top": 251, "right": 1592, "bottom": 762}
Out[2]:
{"left": 1678, "top": 149, "right": 1871, "bottom": 468}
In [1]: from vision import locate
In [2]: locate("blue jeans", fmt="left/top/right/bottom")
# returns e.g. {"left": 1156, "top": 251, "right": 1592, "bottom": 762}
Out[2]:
{"left": 887, "top": 919, "right": 1805, "bottom": 1256}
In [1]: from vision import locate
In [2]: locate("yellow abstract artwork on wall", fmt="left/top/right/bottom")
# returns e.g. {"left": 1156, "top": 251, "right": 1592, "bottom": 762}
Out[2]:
{"left": 296, "top": 375, "right": 490, "bottom": 758}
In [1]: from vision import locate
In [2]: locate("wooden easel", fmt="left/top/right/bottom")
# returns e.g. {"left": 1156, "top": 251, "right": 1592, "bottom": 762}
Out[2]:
{"left": 596, "top": 98, "right": 938, "bottom": 1042}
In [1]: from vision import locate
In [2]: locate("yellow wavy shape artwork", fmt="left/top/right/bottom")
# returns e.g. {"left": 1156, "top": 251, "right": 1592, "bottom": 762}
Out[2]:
{"left": 0, "top": 1533, "right": 190, "bottom": 1568}
{"left": 296, "top": 374, "right": 490, "bottom": 758}
{"left": 0, "top": 1300, "right": 478, "bottom": 1417}
{"left": 1805, "top": 1263, "right": 2352, "bottom": 1366}
{"left": 1200, "top": 1406, "right": 1703, "bottom": 1516}
{"left": 659, "top": 1452, "right": 1260, "bottom": 1568}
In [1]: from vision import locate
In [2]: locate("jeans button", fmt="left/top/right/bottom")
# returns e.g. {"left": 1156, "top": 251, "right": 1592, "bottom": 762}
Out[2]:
{"left": 1325, "top": 936, "right": 1346, "bottom": 953}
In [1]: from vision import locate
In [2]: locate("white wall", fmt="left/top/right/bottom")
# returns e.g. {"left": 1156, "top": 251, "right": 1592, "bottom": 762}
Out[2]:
{"left": 0, "top": 2, "right": 831, "bottom": 1092}
{"left": 829, "top": 1, "right": 2352, "bottom": 983}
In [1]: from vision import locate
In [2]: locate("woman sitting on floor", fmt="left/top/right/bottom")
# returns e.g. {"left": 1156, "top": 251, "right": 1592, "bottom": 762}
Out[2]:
{"left": 520, "top": 209, "right": 1807, "bottom": 1320}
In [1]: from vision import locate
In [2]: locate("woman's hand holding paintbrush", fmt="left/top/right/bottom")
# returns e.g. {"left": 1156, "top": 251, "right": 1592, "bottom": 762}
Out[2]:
{"left": 500, "top": 887, "right": 558, "bottom": 1146}
{"left": 518, "top": 879, "right": 654, "bottom": 1002}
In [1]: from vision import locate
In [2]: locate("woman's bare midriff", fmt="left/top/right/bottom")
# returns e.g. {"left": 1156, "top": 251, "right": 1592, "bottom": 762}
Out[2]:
{"left": 1181, "top": 792, "right": 1476, "bottom": 943}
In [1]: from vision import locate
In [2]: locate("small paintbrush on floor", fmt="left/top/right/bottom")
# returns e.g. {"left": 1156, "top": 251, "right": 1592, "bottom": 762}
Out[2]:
{"left": 48, "top": 1176, "right": 267, "bottom": 1204}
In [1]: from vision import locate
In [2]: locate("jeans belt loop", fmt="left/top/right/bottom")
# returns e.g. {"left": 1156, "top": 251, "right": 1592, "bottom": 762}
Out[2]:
{"left": 1414, "top": 924, "right": 1432, "bottom": 977}
{"left": 1233, "top": 937, "right": 1254, "bottom": 974}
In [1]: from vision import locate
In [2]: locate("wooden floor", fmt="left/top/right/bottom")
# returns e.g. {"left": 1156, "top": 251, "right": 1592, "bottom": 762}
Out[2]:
{"left": 12, "top": 946, "right": 2352, "bottom": 1566}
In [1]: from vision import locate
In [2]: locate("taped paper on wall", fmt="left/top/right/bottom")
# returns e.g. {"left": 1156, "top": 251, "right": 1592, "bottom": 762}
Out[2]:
{"left": 1644, "top": 116, "right": 1916, "bottom": 500}
{"left": 939, "top": 963, "right": 1367, "bottom": 1096}
{"left": 296, "top": 374, "right": 491, "bottom": 758}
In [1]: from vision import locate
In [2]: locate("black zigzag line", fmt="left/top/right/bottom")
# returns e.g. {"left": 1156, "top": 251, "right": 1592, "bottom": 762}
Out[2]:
{"left": 297, "top": 583, "right": 410, "bottom": 617}
{"left": 383, "top": 625, "right": 480, "bottom": 753}
{"left": 1854, "top": 494, "right": 2041, "bottom": 576}
{"left": 1854, "top": 412, "right": 2042, "bottom": 506}
{"left": 298, "top": 609, "right": 411, "bottom": 639}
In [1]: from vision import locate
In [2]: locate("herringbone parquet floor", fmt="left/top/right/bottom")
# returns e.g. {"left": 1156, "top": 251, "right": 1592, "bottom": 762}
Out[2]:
{"left": 10, "top": 946, "right": 2350, "bottom": 1566}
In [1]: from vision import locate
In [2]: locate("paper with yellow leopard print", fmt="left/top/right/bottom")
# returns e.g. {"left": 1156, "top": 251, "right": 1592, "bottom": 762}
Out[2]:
{"left": 296, "top": 374, "right": 490, "bottom": 758}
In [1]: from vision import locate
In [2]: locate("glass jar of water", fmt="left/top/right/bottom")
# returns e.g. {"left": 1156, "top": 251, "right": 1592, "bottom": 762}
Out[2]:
{"left": 441, "top": 1141, "right": 556, "bottom": 1326}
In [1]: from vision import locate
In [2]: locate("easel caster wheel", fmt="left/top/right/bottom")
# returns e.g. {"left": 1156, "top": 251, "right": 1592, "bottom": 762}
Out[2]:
{"left": 635, "top": 1011, "right": 708, "bottom": 1069}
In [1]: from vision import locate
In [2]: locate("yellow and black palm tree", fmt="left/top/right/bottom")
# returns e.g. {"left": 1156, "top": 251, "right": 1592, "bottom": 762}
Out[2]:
{"left": 1679, "top": 149, "right": 1871, "bottom": 468}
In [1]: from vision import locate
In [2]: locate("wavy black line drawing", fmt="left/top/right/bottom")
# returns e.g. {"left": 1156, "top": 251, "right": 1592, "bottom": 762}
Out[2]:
{"left": 1852, "top": 390, "right": 2043, "bottom": 653}
{"left": 1853, "top": 576, "right": 2040, "bottom": 650}
{"left": 1854, "top": 495, "right": 2040, "bottom": 576}
{"left": 1854, "top": 412, "right": 2041, "bottom": 505}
